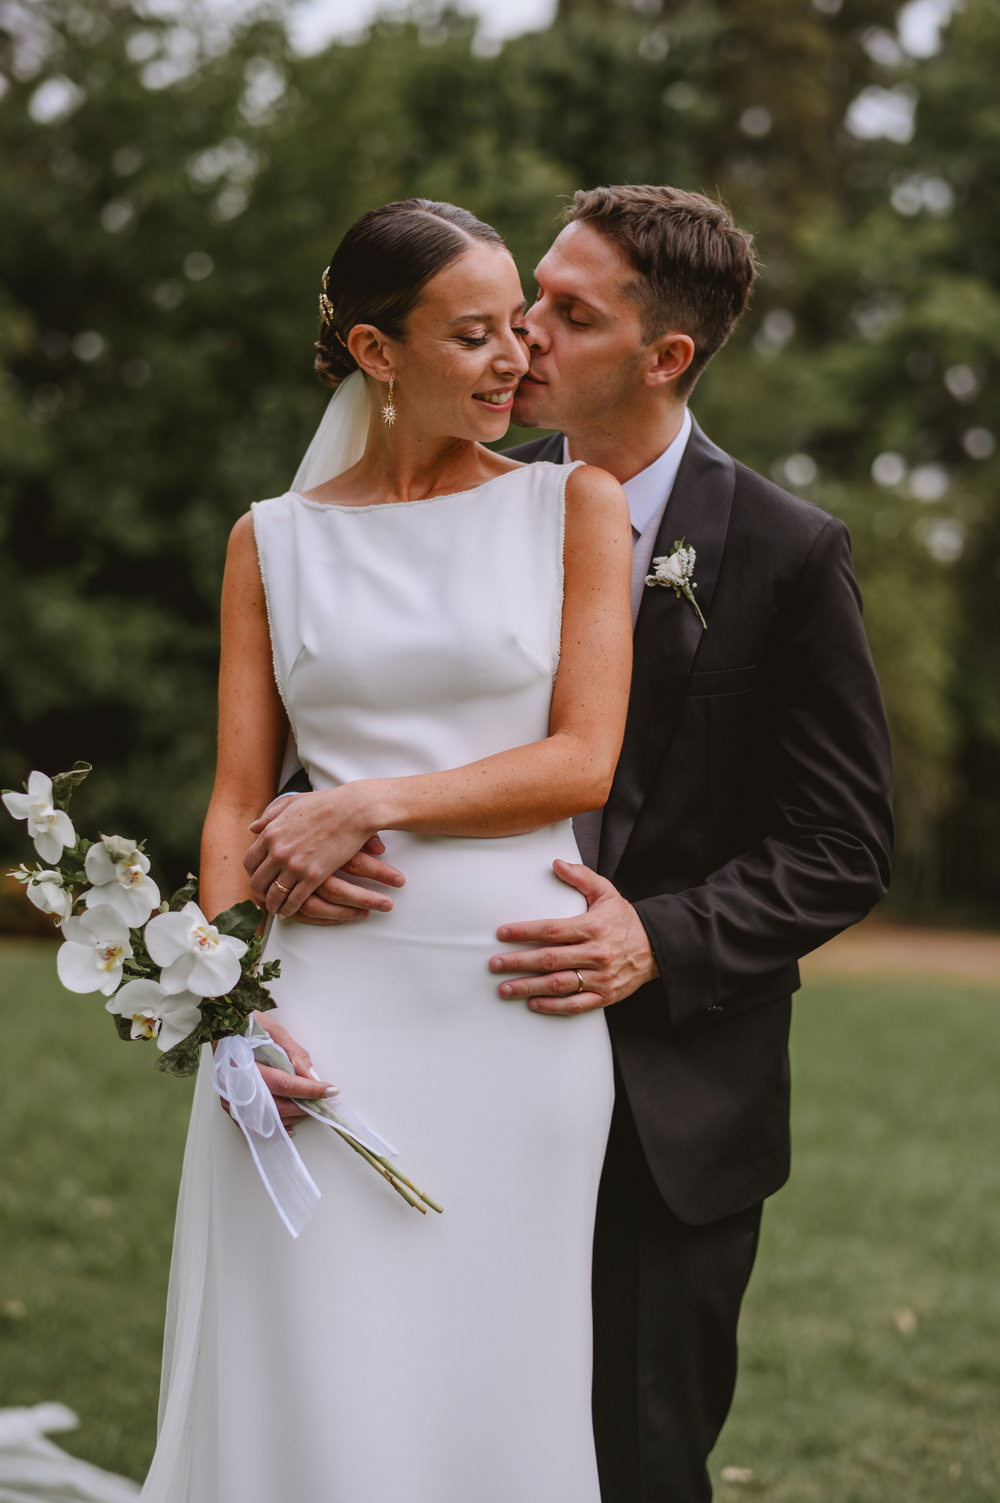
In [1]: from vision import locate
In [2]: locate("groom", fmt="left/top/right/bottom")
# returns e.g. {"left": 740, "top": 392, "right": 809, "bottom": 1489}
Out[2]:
{"left": 483, "top": 185, "right": 893, "bottom": 1502}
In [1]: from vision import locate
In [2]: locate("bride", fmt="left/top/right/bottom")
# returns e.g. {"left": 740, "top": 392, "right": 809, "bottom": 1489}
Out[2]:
{"left": 142, "top": 198, "right": 632, "bottom": 1502}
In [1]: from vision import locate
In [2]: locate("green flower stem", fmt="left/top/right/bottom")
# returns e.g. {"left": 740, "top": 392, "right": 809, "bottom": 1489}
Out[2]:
{"left": 683, "top": 585, "right": 708, "bottom": 630}
{"left": 335, "top": 1133, "right": 430, "bottom": 1213}
{"left": 367, "top": 1154, "right": 443, "bottom": 1215}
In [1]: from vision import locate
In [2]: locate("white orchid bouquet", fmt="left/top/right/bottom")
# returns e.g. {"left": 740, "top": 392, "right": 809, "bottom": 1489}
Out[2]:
{"left": 4, "top": 762, "right": 274, "bottom": 1077}
{"left": 4, "top": 763, "right": 441, "bottom": 1221}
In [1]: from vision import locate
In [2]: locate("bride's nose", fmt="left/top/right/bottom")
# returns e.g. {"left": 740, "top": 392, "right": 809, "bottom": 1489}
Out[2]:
{"left": 496, "top": 329, "right": 530, "bottom": 379}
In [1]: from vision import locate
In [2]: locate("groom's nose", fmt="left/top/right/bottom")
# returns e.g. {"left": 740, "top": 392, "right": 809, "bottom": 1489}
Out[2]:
{"left": 522, "top": 306, "right": 549, "bottom": 353}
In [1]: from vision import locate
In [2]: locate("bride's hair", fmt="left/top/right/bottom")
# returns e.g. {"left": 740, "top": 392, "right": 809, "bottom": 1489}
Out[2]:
{"left": 314, "top": 199, "right": 506, "bottom": 389}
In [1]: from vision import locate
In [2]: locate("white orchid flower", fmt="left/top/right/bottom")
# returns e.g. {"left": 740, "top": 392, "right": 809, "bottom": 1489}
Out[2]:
{"left": 2, "top": 771, "right": 76, "bottom": 864}
{"left": 25, "top": 869, "right": 74, "bottom": 922}
{"left": 106, "top": 978, "right": 202, "bottom": 1052}
{"left": 84, "top": 834, "right": 161, "bottom": 925}
{"left": 144, "top": 900, "right": 247, "bottom": 998}
{"left": 126, "top": 1008, "right": 160, "bottom": 1041}
{"left": 57, "top": 908, "right": 133, "bottom": 996}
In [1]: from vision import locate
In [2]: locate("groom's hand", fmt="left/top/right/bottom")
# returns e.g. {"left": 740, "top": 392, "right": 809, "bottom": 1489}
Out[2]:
{"left": 295, "top": 834, "right": 405, "bottom": 925}
{"left": 489, "top": 860, "right": 658, "bottom": 1014}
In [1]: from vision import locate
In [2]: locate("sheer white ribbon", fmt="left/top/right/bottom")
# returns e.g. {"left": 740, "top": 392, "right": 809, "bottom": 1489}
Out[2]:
{"left": 211, "top": 1020, "right": 398, "bottom": 1239}
{"left": 211, "top": 1035, "right": 320, "bottom": 1239}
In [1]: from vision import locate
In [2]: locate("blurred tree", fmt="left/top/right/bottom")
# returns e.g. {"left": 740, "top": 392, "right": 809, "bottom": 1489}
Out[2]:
{"left": 0, "top": 0, "right": 993, "bottom": 921}
{"left": 0, "top": 0, "right": 301, "bottom": 870}
{"left": 883, "top": 0, "right": 1000, "bottom": 915}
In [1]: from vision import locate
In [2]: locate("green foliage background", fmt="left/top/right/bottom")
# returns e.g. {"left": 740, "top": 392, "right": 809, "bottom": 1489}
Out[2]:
{"left": 2, "top": 0, "right": 998, "bottom": 916}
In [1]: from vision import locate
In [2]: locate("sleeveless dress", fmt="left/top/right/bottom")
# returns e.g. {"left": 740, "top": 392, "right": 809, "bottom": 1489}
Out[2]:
{"left": 141, "top": 461, "right": 614, "bottom": 1503}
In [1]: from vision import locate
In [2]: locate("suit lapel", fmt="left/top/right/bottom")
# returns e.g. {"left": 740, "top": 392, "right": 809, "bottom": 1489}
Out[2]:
{"left": 506, "top": 431, "right": 564, "bottom": 463}
{"left": 599, "top": 420, "right": 736, "bottom": 876}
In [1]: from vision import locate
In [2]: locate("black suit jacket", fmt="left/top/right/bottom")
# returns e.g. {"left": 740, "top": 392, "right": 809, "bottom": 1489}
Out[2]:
{"left": 506, "top": 421, "right": 893, "bottom": 1225}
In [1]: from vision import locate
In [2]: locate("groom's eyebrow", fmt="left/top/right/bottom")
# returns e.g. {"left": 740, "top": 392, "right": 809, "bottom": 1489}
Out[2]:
{"left": 534, "top": 274, "right": 604, "bottom": 317}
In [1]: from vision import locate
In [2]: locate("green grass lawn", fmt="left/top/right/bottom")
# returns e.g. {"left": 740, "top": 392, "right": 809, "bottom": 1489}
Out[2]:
{"left": 1, "top": 940, "right": 999, "bottom": 1494}
{"left": 714, "top": 973, "right": 1000, "bottom": 1502}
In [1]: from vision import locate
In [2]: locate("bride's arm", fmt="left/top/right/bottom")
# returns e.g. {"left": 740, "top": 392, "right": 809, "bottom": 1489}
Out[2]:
{"left": 246, "top": 465, "right": 633, "bottom": 916}
{"left": 204, "top": 516, "right": 405, "bottom": 924}
{"left": 200, "top": 515, "right": 289, "bottom": 922}
{"left": 204, "top": 517, "right": 373, "bottom": 1121}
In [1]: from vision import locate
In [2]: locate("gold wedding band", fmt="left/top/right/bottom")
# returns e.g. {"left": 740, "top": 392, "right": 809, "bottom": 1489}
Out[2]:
{"left": 574, "top": 969, "right": 586, "bottom": 994}
{"left": 273, "top": 879, "right": 291, "bottom": 894}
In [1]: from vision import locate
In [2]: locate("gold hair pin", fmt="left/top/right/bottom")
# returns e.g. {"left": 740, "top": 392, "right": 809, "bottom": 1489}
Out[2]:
{"left": 318, "top": 290, "right": 349, "bottom": 349}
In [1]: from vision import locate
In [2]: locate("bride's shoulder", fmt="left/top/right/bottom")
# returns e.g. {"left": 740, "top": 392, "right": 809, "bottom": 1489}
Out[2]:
{"left": 226, "top": 493, "right": 297, "bottom": 556}
{"left": 563, "top": 462, "right": 628, "bottom": 512}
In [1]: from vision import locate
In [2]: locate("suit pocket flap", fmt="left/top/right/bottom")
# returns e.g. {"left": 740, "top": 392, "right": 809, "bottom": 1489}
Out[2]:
{"left": 686, "top": 665, "right": 757, "bottom": 698}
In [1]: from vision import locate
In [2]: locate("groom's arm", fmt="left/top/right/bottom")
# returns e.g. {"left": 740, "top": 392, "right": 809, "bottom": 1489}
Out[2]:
{"left": 633, "top": 518, "right": 892, "bottom": 1026}
{"left": 492, "top": 519, "right": 892, "bottom": 1022}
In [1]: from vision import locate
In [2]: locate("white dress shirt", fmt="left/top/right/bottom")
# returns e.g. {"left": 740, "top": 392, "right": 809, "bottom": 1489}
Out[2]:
{"left": 569, "top": 407, "right": 693, "bottom": 868}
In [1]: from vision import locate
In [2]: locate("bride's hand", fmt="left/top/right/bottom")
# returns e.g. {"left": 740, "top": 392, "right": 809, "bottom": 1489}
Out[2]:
{"left": 292, "top": 834, "right": 407, "bottom": 926}
{"left": 251, "top": 1014, "right": 338, "bottom": 1128}
{"left": 243, "top": 785, "right": 384, "bottom": 916}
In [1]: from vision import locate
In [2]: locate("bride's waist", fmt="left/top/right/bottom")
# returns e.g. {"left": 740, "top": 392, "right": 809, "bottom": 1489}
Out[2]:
{"left": 294, "top": 822, "right": 585, "bottom": 942}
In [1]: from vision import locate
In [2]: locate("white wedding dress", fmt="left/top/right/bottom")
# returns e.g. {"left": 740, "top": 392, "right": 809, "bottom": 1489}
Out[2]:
{"left": 141, "top": 458, "right": 614, "bottom": 1502}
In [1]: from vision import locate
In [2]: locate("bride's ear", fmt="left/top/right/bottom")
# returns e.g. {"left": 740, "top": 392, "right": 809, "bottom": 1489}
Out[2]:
{"left": 349, "top": 325, "right": 395, "bottom": 382}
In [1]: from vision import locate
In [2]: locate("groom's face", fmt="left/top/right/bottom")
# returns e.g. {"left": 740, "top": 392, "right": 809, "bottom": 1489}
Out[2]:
{"left": 511, "top": 221, "right": 649, "bottom": 436}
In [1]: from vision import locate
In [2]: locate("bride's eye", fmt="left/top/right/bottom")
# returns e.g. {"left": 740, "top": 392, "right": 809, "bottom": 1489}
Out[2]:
{"left": 512, "top": 326, "right": 529, "bottom": 338}
{"left": 457, "top": 334, "right": 489, "bottom": 348}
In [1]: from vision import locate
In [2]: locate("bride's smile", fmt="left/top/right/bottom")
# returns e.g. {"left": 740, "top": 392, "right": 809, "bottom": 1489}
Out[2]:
{"left": 372, "top": 238, "right": 531, "bottom": 445}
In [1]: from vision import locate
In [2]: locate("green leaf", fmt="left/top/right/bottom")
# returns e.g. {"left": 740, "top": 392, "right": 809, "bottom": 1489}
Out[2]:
{"left": 213, "top": 898, "right": 264, "bottom": 943}
{"left": 167, "top": 874, "right": 199, "bottom": 911}
{"left": 51, "top": 763, "right": 93, "bottom": 811}
{"left": 155, "top": 1030, "right": 206, "bottom": 1078}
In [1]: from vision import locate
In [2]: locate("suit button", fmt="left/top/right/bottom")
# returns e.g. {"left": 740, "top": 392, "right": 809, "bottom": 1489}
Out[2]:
{"left": 707, "top": 1005, "right": 724, "bottom": 1015}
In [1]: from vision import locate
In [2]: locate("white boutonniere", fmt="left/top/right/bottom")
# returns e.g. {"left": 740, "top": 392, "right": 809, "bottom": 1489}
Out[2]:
{"left": 645, "top": 539, "right": 707, "bottom": 629}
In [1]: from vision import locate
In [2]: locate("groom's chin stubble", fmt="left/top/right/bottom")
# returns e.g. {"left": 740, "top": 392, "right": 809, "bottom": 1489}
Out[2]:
{"left": 511, "top": 387, "right": 549, "bottom": 430}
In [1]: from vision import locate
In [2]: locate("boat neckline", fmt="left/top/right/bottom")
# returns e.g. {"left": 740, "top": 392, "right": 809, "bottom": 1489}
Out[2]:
{"left": 286, "top": 461, "right": 555, "bottom": 513}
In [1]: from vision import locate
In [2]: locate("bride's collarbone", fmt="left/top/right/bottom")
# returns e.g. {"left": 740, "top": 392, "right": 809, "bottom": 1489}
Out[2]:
{"left": 299, "top": 455, "right": 525, "bottom": 510}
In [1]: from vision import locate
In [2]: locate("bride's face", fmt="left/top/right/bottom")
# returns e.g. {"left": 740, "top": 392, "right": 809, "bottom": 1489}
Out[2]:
{"left": 388, "top": 242, "right": 530, "bottom": 442}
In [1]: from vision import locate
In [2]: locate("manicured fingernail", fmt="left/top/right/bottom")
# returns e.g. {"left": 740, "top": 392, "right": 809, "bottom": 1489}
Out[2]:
{"left": 323, "top": 1085, "right": 339, "bottom": 1097}
{"left": 497, "top": 927, "right": 510, "bottom": 940}
{"left": 307, "top": 1068, "right": 321, "bottom": 1081}
{"left": 500, "top": 984, "right": 513, "bottom": 997}
{"left": 378, "top": 900, "right": 393, "bottom": 912}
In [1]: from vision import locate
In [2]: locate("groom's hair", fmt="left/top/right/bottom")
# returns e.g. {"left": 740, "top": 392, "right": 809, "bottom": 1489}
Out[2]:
{"left": 564, "top": 185, "right": 757, "bottom": 395}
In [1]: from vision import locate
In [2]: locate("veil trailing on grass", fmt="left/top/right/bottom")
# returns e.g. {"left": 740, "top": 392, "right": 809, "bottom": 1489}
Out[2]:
{"left": 0, "top": 1403, "right": 139, "bottom": 1499}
